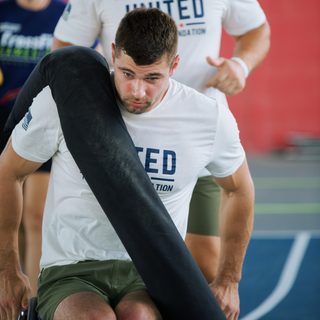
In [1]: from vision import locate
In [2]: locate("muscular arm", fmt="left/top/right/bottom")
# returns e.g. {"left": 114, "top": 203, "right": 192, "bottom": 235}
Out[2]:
{"left": 0, "top": 138, "right": 42, "bottom": 319}
{"left": 211, "top": 158, "right": 255, "bottom": 319}
{"left": 232, "top": 20, "right": 271, "bottom": 75}
{"left": 205, "top": 21, "right": 271, "bottom": 95}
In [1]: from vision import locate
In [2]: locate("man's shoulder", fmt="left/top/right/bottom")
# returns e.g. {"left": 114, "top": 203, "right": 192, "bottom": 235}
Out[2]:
{"left": 170, "top": 79, "right": 219, "bottom": 109}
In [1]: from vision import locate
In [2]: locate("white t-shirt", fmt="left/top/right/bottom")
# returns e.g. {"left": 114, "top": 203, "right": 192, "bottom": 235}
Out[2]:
{"left": 54, "top": 0, "right": 265, "bottom": 177}
{"left": 12, "top": 78, "right": 245, "bottom": 269}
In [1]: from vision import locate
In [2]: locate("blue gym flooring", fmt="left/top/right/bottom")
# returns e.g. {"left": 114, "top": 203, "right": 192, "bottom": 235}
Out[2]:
{"left": 238, "top": 157, "right": 320, "bottom": 320}
{"left": 239, "top": 233, "right": 320, "bottom": 320}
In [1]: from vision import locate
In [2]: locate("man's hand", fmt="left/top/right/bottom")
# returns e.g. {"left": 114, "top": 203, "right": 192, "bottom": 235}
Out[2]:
{"left": 0, "top": 139, "right": 41, "bottom": 319}
{"left": 0, "top": 268, "right": 31, "bottom": 320}
{"left": 205, "top": 57, "right": 246, "bottom": 96}
{"left": 204, "top": 21, "right": 271, "bottom": 97}
{"left": 210, "top": 280, "right": 240, "bottom": 320}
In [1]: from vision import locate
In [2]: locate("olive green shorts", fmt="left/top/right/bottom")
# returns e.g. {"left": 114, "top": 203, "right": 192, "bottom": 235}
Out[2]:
{"left": 187, "top": 176, "right": 221, "bottom": 236}
{"left": 36, "top": 260, "right": 147, "bottom": 320}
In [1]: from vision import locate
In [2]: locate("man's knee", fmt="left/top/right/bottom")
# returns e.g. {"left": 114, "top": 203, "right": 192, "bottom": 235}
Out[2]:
{"left": 116, "top": 305, "right": 162, "bottom": 320}
{"left": 115, "top": 291, "right": 162, "bottom": 320}
{"left": 53, "top": 291, "right": 115, "bottom": 320}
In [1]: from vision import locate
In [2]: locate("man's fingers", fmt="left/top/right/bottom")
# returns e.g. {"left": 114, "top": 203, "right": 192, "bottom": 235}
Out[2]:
{"left": 206, "top": 56, "right": 225, "bottom": 67}
{"left": 4, "top": 306, "right": 11, "bottom": 320}
{"left": 223, "top": 304, "right": 239, "bottom": 320}
{"left": 21, "top": 287, "right": 31, "bottom": 311}
{"left": 0, "top": 305, "right": 7, "bottom": 320}
{"left": 205, "top": 69, "right": 229, "bottom": 89}
{"left": 9, "top": 289, "right": 27, "bottom": 320}
{"left": 205, "top": 74, "right": 219, "bottom": 88}
{"left": 205, "top": 72, "right": 244, "bottom": 95}
{"left": 205, "top": 56, "right": 227, "bottom": 89}
{"left": 12, "top": 307, "right": 19, "bottom": 320}
{"left": 228, "top": 310, "right": 239, "bottom": 320}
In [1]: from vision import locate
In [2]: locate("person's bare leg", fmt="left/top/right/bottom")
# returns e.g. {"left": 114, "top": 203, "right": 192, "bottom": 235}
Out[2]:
{"left": 18, "top": 223, "right": 26, "bottom": 268}
{"left": 185, "top": 234, "right": 221, "bottom": 284}
{"left": 54, "top": 291, "right": 116, "bottom": 320}
{"left": 115, "top": 291, "right": 162, "bottom": 320}
{"left": 22, "top": 171, "right": 50, "bottom": 296}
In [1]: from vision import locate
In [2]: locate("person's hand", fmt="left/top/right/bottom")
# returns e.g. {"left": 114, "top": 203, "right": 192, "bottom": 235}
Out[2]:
{"left": 0, "top": 268, "right": 31, "bottom": 320}
{"left": 210, "top": 280, "right": 240, "bottom": 320}
{"left": 205, "top": 57, "right": 246, "bottom": 96}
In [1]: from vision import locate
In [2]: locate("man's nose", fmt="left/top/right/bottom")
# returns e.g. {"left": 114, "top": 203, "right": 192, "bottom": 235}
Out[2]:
{"left": 132, "top": 80, "right": 146, "bottom": 99}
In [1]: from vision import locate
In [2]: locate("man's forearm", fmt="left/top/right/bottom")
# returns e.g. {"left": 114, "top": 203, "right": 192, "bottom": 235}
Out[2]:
{"left": 215, "top": 182, "right": 254, "bottom": 284}
{"left": 232, "top": 20, "right": 271, "bottom": 75}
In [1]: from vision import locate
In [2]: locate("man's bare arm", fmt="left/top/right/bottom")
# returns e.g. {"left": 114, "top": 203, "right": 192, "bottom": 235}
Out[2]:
{"left": 232, "top": 20, "right": 271, "bottom": 74}
{"left": 205, "top": 21, "right": 271, "bottom": 95}
{"left": 51, "top": 36, "right": 74, "bottom": 51}
{"left": 0, "top": 138, "right": 42, "bottom": 319}
{"left": 210, "top": 159, "right": 255, "bottom": 320}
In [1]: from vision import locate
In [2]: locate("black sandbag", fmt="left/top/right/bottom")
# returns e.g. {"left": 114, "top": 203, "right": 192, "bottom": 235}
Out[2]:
{"left": 4, "top": 61, "right": 47, "bottom": 138}
{"left": 5, "top": 47, "right": 226, "bottom": 320}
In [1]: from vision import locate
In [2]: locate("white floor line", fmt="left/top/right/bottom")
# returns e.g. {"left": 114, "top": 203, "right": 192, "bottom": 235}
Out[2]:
{"left": 240, "top": 232, "right": 311, "bottom": 320}
{"left": 252, "top": 230, "right": 320, "bottom": 239}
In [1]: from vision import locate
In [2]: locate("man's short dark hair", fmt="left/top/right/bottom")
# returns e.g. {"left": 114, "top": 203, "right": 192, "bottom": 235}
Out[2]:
{"left": 115, "top": 7, "right": 178, "bottom": 66}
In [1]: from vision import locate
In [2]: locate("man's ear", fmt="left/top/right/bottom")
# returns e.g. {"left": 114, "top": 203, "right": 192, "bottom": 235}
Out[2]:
{"left": 111, "top": 43, "right": 115, "bottom": 64}
{"left": 169, "top": 54, "right": 180, "bottom": 77}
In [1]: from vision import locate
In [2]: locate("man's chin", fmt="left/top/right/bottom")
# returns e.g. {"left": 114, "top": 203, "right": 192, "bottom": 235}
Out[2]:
{"left": 124, "top": 105, "right": 147, "bottom": 114}
{"left": 123, "top": 102, "right": 151, "bottom": 114}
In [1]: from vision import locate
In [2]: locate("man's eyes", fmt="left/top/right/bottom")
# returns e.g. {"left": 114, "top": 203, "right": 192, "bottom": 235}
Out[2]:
{"left": 123, "top": 73, "right": 158, "bottom": 81}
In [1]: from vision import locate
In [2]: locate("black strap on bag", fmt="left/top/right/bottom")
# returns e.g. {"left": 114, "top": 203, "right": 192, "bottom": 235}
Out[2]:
{"left": 6, "top": 47, "right": 226, "bottom": 320}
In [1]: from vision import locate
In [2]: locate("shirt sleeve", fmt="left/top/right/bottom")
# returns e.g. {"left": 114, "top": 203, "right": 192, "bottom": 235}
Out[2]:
{"left": 222, "top": 0, "right": 266, "bottom": 36}
{"left": 12, "top": 86, "right": 61, "bottom": 163}
{"left": 54, "top": 0, "right": 101, "bottom": 47}
{"left": 205, "top": 102, "right": 245, "bottom": 178}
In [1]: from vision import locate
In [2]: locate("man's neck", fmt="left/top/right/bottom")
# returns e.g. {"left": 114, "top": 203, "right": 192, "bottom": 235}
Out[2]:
{"left": 16, "top": 0, "right": 51, "bottom": 11}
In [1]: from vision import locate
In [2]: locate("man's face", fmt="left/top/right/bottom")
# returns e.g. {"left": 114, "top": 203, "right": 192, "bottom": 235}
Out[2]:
{"left": 112, "top": 44, "right": 179, "bottom": 114}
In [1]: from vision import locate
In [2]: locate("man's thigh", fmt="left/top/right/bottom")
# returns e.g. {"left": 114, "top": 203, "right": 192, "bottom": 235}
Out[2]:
{"left": 37, "top": 260, "right": 148, "bottom": 320}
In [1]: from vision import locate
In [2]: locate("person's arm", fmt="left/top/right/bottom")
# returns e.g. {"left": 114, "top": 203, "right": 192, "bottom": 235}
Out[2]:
{"left": 51, "top": 36, "right": 74, "bottom": 51}
{"left": 210, "top": 158, "right": 254, "bottom": 320}
{"left": 0, "top": 138, "right": 42, "bottom": 319}
{"left": 205, "top": 20, "right": 271, "bottom": 96}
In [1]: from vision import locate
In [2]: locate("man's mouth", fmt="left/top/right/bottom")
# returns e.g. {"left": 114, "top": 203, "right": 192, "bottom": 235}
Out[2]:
{"left": 128, "top": 100, "right": 146, "bottom": 108}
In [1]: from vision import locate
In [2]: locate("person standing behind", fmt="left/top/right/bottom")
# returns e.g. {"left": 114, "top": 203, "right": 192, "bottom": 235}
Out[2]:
{"left": 51, "top": 0, "right": 270, "bottom": 284}
{"left": 0, "top": 0, "right": 67, "bottom": 297}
